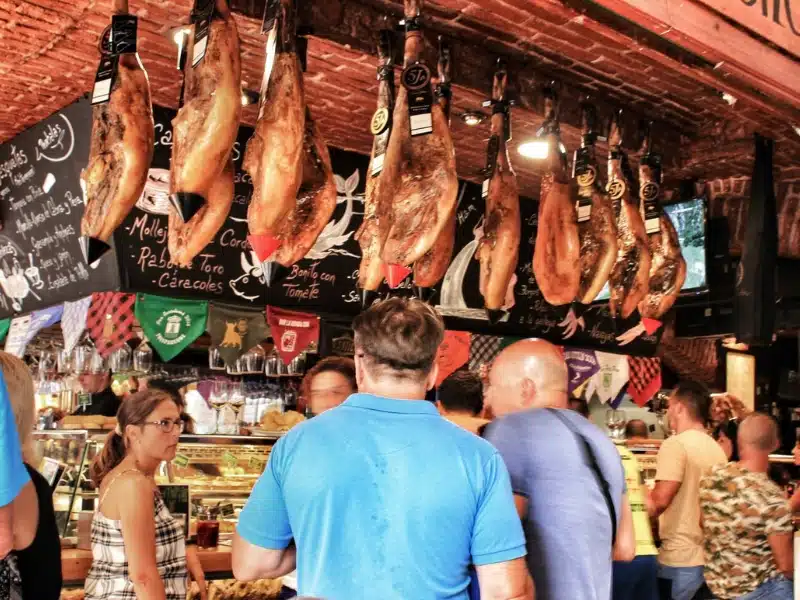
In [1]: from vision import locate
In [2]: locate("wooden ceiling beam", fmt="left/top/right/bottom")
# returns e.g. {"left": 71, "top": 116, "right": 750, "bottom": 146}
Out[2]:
{"left": 584, "top": 0, "right": 800, "bottom": 112}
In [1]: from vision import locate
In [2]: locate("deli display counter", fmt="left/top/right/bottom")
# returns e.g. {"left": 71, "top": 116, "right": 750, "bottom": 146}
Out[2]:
{"left": 33, "top": 430, "right": 279, "bottom": 594}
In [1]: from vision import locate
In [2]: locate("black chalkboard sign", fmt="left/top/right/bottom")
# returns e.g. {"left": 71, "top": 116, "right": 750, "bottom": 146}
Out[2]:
{"left": 113, "top": 105, "right": 661, "bottom": 355}
{"left": 0, "top": 98, "right": 120, "bottom": 318}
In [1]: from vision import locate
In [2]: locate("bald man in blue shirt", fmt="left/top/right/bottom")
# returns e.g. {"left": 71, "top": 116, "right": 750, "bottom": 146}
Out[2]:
{"left": 233, "top": 298, "right": 532, "bottom": 600}
{"left": 0, "top": 371, "right": 30, "bottom": 558}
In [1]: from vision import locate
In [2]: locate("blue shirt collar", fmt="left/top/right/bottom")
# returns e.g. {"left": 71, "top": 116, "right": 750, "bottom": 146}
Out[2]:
{"left": 343, "top": 393, "right": 439, "bottom": 415}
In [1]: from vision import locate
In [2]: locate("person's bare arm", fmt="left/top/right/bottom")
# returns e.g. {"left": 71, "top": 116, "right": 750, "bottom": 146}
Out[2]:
{"left": 117, "top": 476, "right": 166, "bottom": 600}
{"left": 768, "top": 532, "right": 794, "bottom": 579}
{"left": 513, "top": 495, "right": 528, "bottom": 520}
{"left": 613, "top": 492, "right": 636, "bottom": 562}
{"left": 790, "top": 488, "right": 800, "bottom": 513}
{"left": 648, "top": 481, "right": 681, "bottom": 518}
{"left": 232, "top": 533, "right": 296, "bottom": 581}
{"left": 476, "top": 557, "right": 534, "bottom": 600}
{"left": 0, "top": 503, "right": 12, "bottom": 560}
{"left": 185, "top": 544, "right": 207, "bottom": 600}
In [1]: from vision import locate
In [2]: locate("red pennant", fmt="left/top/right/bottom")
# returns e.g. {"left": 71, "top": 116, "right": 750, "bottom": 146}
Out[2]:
{"left": 266, "top": 306, "right": 320, "bottom": 365}
{"left": 435, "top": 331, "right": 471, "bottom": 386}
{"left": 383, "top": 264, "right": 412, "bottom": 289}
{"left": 642, "top": 318, "right": 662, "bottom": 335}
{"left": 86, "top": 292, "right": 136, "bottom": 357}
{"left": 248, "top": 234, "right": 282, "bottom": 262}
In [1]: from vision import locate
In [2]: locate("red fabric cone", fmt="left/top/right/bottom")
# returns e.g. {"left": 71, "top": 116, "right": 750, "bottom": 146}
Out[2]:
{"left": 384, "top": 264, "right": 412, "bottom": 289}
{"left": 248, "top": 235, "right": 282, "bottom": 262}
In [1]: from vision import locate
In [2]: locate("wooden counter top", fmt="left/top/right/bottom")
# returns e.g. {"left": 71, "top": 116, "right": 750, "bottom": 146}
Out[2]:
{"left": 62, "top": 546, "right": 232, "bottom": 585}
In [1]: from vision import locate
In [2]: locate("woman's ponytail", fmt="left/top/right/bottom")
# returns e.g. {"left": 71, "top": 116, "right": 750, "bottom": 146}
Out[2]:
{"left": 89, "top": 429, "right": 126, "bottom": 488}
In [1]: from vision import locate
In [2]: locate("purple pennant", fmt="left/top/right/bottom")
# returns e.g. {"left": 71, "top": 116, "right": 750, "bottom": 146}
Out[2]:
{"left": 564, "top": 349, "right": 600, "bottom": 395}
{"left": 24, "top": 304, "right": 64, "bottom": 345}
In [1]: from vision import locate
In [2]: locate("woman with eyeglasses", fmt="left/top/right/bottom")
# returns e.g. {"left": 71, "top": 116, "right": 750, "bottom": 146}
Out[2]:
{"left": 85, "top": 390, "right": 188, "bottom": 600}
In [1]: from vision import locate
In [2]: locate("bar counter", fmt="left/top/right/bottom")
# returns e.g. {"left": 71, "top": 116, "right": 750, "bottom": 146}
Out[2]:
{"left": 62, "top": 546, "right": 233, "bottom": 586}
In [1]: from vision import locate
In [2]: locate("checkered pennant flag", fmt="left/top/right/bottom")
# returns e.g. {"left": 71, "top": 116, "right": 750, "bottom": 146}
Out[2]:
{"left": 86, "top": 292, "right": 137, "bottom": 358}
{"left": 62, "top": 296, "right": 92, "bottom": 353}
{"left": 627, "top": 356, "right": 662, "bottom": 407}
{"left": 468, "top": 334, "right": 502, "bottom": 373}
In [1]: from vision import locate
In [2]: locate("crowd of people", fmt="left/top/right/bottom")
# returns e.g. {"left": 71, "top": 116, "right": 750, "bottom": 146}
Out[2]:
{"left": 0, "top": 297, "right": 797, "bottom": 600}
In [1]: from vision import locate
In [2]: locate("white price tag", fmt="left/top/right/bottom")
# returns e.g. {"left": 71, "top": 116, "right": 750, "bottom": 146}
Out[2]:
{"left": 482, "top": 179, "right": 490, "bottom": 199}
{"left": 577, "top": 203, "right": 592, "bottom": 223}
{"left": 371, "top": 153, "right": 385, "bottom": 176}
{"left": 91, "top": 78, "right": 112, "bottom": 104}
{"left": 410, "top": 113, "right": 433, "bottom": 136}
{"left": 645, "top": 217, "right": 661, "bottom": 235}
{"left": 192, "top": 35, "right": 208, "bottom": 66}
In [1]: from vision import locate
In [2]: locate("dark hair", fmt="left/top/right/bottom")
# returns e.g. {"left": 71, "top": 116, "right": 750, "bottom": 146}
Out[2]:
{"left": 568, "top": 397, "right": 590, "bottom": 418}
{"left": 713, "top": 419, "right": 740, "bottom": 461}
{"left": 89, "top": 389, "right": 178, "bottom": 488}
{"left": 673, "top": 380, "right": 712, "bottom": 424}
{"left": 625, "top": 419, "right": 649, "bottom": 439}
{"left": 352, "top": 297, "right": 444, "bottom": 379}
{"left": 438, "top": 370, "right": 484, "bottom": 416}
{"left": 301, "top": 357, "right": 357, "bottom": 399}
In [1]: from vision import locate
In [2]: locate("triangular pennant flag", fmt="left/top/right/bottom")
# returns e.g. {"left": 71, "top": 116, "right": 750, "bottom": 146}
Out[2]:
{"left": 0, "top": 318, "right": 11, "bottom": 342}
{"left": 24, "top": 305, "right": 64, "bottom": 346}
{"left": 62, "top": 297, "right": 92, "bottom": 353}
{"left": 135, "top": 294, "right": 208, "bottom": 362}
{"left": 585, "top": 351, "right": 629, "bottom": 405}
{"left": 564, "top": 349, "right": 600, "bottom": 395}
{"left": 627, "top": 356, "right": 662, "bottom": 407}
{"left": 468, "top": 334, "right": 502, "bottom": 372}
{"left": 435, "top": 331, "right": 471, "bottom": 386}
{"left": 4, "top": 315, "right": 32, "bottom": 358}
{"left": 86, "top": 292, "right": 137, "bottom": 357}
{"left": 208, "top": 304, "right": 270, "bottom": 367}
{"left": 266, "top": 306, "right": 320, "bottom": 365}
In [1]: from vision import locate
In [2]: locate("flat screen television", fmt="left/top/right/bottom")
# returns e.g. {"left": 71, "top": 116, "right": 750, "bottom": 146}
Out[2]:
{"left": 593, "top": 197, "right": 708, "bottom": 302}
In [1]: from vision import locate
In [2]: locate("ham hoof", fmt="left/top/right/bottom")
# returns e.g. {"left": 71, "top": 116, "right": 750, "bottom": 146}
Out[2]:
{"left": 361, "top": 289, "right": 381, "bottom": 310}
{"left": 169, "top": 192, "right": 205, "bottom": 223}
{"left": 262, "top": 261, "right": 292, "bottom": 287}
{"left": 414, "top": 286, "right": 436, "bottom": 303}
{"left": 486, "top": 309, "right": 506, "bottom": 325}
{"left": 80, "top": 236, "right": 111, "bottom": 266}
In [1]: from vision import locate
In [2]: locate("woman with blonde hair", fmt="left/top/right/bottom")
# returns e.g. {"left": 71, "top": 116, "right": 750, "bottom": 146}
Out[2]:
{"left": 0, "top": 351, "right": 62, "bottom": 599}
{"left": 85, "top": 389, "right": 188, "bottom": 600}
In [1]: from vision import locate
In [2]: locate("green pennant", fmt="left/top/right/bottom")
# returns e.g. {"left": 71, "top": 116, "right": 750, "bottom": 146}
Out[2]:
{"left": 134, "top": 294, "right": 208, "bottom": 362}
{"left": 0, "top": 318, "right": 10, "bottom": 342}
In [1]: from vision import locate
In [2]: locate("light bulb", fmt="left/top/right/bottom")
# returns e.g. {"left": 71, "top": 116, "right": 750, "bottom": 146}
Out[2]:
{"left": 518, "top": 140, "right": 550, "bottom": 160}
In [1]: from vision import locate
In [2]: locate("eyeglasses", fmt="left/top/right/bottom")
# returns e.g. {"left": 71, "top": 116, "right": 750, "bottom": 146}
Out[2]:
{"left": 143, "top": 419, "right": 185, "bottom": 434}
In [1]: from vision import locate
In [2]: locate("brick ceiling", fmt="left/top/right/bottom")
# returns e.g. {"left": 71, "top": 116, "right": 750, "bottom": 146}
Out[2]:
{"left": 2, "top": 0, "right": 799, "bottom": 200}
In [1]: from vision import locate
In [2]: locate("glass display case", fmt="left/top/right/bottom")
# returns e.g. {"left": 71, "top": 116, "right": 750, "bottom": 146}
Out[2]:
{"left": 32, "top": 430, "right": 277, "bottom": 545}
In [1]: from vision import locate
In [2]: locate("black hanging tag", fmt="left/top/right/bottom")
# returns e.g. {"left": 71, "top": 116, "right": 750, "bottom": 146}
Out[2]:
{"left": 262, "top": 0, "right": 282, "bottom": 34}
{"left": 370, "top": 106, "right": 391, "bottom": 176}
{"left": 573, "top": 147, "right": 596, "bottom": 223}
{"left": 402, "top": 62, "right": 433, "bottom": 137}
{"left": 191, "top": 0, "right": 215, "bottom": 67}
{"left": 641, "top": 153, "right": 663, "bottom": 234}
{"left": 296, "top": 36, "right": 308, "bottom": 72}
{"left": 91, "top": 53, "right": 117, "bottom": 105}
{"left": 110, "top": 14, "right": 138, "bottom": 54}
{"left": 482, "top": 135, "right": 499, "bottom": 199}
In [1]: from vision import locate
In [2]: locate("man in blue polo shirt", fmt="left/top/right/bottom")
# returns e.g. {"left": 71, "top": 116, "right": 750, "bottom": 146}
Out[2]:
{"left": 233, "top": 297, "right": 531, "bottom": 600}
{"left": 0, "top": 371, "right": 30, "bottom": 558}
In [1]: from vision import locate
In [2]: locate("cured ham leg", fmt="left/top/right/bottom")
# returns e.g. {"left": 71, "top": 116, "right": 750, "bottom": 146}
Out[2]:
{"left": 574, "top": 104, "right": 617, "bottom": 304}
{"left": 476, "top": 62, "right": 521, "bottom": 323}
{"left": 170, "top": 0, "right": 241, "bottom": 224}
{"left": 244, "top": 0, "right": 305, "bottom": 262}
{"left": 413, "top": 39, "right": 456, "bottom": 301}
{"left": 168, "top": 159, "right": 234, "bottom": 267}
{"left": 607, "top": 111, "right": 651, "bottom": 319}
{"left": 379, "top": 0, "right": 458, "bottom": 282}
{"left": 80, "top": 0, "right": 153, "bottom": 265}
{"left": 356, "top": 30, "right": 395, "bottom": 307}
{"left": 638, "top": 127, "right": 686, "bottom": 319}
{"left": 532, "top": 91, "right": 580, "bottom": 306}
{"left": 264, "top": 109, "right": 336, "bottom": 284}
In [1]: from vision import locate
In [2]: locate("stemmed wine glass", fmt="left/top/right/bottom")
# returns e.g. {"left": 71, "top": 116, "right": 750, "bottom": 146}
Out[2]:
{"left": 605, "top": 409, "right": 627, "bottom": 440}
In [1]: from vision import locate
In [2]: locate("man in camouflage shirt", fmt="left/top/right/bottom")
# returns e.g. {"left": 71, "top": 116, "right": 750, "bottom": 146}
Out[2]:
{"left": 699, "top": 413, "right": 793, "bottom": 600}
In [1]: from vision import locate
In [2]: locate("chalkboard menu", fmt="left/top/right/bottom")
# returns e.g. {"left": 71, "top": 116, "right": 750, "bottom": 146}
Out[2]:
{"left": 0, "top": 98, "right": 120, "bottom": 318}
{"left": 112, "top": 104, "right": 660, "bottom": 355}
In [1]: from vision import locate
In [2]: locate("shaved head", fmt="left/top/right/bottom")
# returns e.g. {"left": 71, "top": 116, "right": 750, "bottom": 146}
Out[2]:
{"left": 738, "top": 413, "right": 780, "bottom": 453}
{"left": 486, "top": 339, "right": 568, "bottom": 416}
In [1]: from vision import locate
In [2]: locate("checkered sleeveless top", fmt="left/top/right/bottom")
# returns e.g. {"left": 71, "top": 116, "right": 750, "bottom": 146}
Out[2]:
{"left": 84, "top": 470, "right": 187, "bottom": 600}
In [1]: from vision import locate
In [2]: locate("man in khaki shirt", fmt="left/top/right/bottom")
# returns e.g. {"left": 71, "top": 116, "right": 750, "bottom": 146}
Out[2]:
{"left": 648, "top": 380, "right": 727, "bottom": 600}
